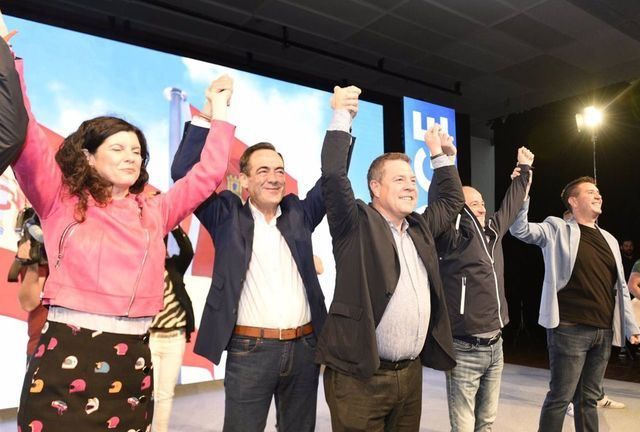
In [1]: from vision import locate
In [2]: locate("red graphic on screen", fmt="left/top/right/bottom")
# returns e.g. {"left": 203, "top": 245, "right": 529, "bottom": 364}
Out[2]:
{"left": 1, "top": 112, "right": 300, "bottom": 379}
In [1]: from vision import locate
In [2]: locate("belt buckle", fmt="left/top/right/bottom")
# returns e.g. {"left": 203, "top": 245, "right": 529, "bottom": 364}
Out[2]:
{"left": 488, "top": 332, "right": 500, "bottom": 345}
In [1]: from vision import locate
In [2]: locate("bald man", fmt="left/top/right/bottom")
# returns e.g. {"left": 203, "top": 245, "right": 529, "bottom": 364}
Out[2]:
{"left": 428, "top": 147, "right": 534, "bottom": 432}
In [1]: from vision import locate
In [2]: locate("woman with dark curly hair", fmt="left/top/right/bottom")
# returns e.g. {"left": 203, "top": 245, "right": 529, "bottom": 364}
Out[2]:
{"left": 8, "top": 19, "right": 236, "bottom": 430}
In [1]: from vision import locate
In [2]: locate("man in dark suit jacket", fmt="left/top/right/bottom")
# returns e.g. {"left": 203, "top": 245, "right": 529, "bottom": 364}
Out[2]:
{"left": 171, "top": 87, "right": 354, "bottom": 432}
{"left": 316, "top": 86, "right": 464, "bottom": 431}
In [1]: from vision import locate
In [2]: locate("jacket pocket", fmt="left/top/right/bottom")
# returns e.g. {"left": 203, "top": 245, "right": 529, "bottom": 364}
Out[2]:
{"left": 329, "top": 302, "right": 363, "bottom": 320}
{"left": 205, "top": 273, "right": 225, "bottom": 311}
{"left": 460, "top": 276, "right": 467, "bottom": 315}
{"left": 326, "top": 302, "right": 364, "bottom": 364}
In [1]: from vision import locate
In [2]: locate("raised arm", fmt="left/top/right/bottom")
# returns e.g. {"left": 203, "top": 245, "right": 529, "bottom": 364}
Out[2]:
{"left": 422, "top": 125, "right": 465, "bottom": 238}
{"left": 161, "top": 75, "right": 235, "bottom": 232}
{"left": 0, "top": 17, "right": 27, "bottom": 172}
{"left": 302, "top": 88, "right": 357, "bottom": 230}
{"left": 321, "top": 85, "right": 360, "bottom": 240}
{"left": 491, "top": 147, "right": 534, "bottom": 234}
{"left": 508, "top": 197, "right": 552, "bottom": 247}
{"left": 9, "top": 36, "right": 64, "bottom": 218}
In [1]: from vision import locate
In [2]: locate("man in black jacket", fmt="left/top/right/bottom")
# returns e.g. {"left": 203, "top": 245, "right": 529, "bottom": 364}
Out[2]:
{"left": 317, "top": 84, "right": 464, "bottom": 431}
{"left": 430, "top": 147, "right": 533, "bottom": 431}
{"left": 0, "top": 14, "right": 28, "bottom": 172}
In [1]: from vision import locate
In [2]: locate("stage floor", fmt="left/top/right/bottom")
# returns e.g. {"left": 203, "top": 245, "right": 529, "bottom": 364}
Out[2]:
{"left": 2, "top": 363, "right": 638, "bottom": 431}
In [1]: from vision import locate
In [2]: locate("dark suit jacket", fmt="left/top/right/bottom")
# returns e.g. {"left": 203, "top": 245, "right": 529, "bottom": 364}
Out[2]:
{"left": 171, "top": 123, "right": 340, "bottom": 364}
{"left": 316, "top": 136, "right": 464, "bottom": 379}
{"left": 1, "top": 40, "right": 28, "bottom": 172}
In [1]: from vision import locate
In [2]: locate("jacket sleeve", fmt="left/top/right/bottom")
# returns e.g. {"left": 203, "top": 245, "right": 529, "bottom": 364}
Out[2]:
{"left": 171, "top": 122, "right": 204, "bottom": 182}
{"left": 0, "top": 40, "right": 27, "bottom": 172}
{"left": 161, "top": 119, "right": 234, "bottom": 233}
{"left": 508, "top": 198, "right": 551, "bottom": 247}
{"left": 491, "top": 165, "right": 530, "bottom": 235}
{"left": 171, "top": 122, "right": 229, "bottom": 231}
{"left": 427, "top": 167, "right": 461, "bottom": 254}
{"left": 170, "top": 226, "right": 194, "bottom": 275}
{"left": 422, "top": 164, "right": 464, "bottom": 239}
{"left": 320, "top": 130, "right": 357, "bottom": 241}
{"left": 11, "top": 57, "right": 64, "bottom": 219}
{"left": 302, "top": 132, "right": 356, "bottom": 231}
{"left": 300, "top": 178, "right": 326, "bottom": 231}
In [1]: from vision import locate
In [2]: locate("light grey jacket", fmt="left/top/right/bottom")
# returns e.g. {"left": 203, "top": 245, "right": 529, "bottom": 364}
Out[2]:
{"left": 510, "top": 199, "right": 640, "bottom": 346}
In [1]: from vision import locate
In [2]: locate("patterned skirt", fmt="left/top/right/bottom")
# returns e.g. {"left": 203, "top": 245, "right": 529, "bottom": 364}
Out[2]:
{"left": 18, "top": 321, "right": 154, "bottom": 431}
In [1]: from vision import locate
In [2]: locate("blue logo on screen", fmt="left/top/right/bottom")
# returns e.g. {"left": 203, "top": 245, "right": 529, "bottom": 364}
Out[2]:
{"left": 403, "top": 97, "right": 456, "bottom": 209}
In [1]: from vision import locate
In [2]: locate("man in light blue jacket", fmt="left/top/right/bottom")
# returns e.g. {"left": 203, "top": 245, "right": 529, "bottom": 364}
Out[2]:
{"left": 510, "top": 175, "right": 639, "bottom": 432}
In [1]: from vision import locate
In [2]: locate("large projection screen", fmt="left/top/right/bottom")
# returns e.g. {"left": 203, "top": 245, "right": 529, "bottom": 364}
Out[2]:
{"left": 0, "top": 16, "right": 384, "bottom": 409}
{"left": 403, "top": 96, "right": 457, "bottom": 212}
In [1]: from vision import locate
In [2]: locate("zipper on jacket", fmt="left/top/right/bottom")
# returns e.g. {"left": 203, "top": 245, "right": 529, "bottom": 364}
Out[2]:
{"left": 464, "top": 209, "right": 504, "bottom": 328}
{"left": 55, "top": 221, "right": 79, "bottom": 269}
{"left": 487, "top": 219, "right": 504, "bottom": 328}
{"left": 460, "top": 276, "right": 466, "bottom": 314}
{"left": 126, "top": 229, "right": 150, "bottom": 316}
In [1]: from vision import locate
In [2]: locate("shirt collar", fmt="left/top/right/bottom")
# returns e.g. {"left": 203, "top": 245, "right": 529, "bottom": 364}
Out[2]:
{"left": 248, "top": 199, "right": 281, "bottom": 225}
{"left": 385, "top": 216, "right": 409, "bottom": 234}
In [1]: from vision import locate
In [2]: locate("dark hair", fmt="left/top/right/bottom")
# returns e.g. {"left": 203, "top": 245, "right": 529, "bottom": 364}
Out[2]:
{"left": 560, "top": 176, "right": 596, "bottom": 211}
{"left": 239, "top": 142, "right": 284, "bottom": 175}
{"left": 55, "top": 116, "right": 149, "bottom": 221}
{"left": 366, "top": 152, "right": 411, "bottom": 198}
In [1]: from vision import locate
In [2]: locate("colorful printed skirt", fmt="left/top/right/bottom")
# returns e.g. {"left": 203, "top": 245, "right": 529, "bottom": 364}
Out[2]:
{"left": 18, "top": 321, "right": 153, "bottom": 431}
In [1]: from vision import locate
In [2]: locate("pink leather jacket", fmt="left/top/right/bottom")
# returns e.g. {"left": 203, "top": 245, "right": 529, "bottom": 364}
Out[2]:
{"left": 12, "top": 59, "right": 234, "bottom": 317}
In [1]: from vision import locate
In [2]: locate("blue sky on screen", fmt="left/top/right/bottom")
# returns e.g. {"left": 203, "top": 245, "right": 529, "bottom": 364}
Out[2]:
{"left": 6, "top": 16, "right": 383, "bottom": 199}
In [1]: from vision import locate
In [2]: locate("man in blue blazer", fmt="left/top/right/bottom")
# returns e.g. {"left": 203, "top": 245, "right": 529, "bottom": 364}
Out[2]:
{"left": 171, "top": 85, "right": 356, "bottom": 432}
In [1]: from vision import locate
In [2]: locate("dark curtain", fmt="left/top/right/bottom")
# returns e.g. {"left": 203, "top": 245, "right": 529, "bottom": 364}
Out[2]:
{"left": 492, "top": 81, "right": 640, "bottom": 348}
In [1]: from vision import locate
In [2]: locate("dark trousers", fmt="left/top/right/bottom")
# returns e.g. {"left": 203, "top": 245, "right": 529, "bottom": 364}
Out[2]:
{"left": 323, "top": 359, "right": 422, "bottom": 432}
{"left": 222, "top": 333, "right": 319, "bottom": 432}
{"left": 539, "top": 324, "right": 612, "bottom": 432}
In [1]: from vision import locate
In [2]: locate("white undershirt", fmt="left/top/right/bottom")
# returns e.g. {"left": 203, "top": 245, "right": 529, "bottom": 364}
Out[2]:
{"left": 236, "top": 200, "right": 311, "bottom": 328}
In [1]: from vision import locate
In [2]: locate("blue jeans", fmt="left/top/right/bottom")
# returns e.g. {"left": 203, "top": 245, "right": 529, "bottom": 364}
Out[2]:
{"left": 446, "top": 337, "right": 504, "bottom": 432}
{"left": 539, "top": 324, "right": 612, "bottom": 432}
{"left": 222, "top": 334, "right": 319, "bottom": 432}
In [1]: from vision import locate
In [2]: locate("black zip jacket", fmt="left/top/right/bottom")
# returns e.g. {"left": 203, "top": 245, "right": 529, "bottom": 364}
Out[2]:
{"left": 429, "top": 165, "right": 530, "bottom": 336}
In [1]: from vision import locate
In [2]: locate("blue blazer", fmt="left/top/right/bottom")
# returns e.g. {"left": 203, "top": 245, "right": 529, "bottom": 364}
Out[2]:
{"left": 171, "top": 123, "right": 335, "bottom": 364}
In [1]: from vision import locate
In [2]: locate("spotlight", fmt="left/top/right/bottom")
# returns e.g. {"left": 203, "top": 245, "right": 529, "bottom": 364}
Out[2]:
{"left": 575, "top": 106, "right": 603, "bottom": 181}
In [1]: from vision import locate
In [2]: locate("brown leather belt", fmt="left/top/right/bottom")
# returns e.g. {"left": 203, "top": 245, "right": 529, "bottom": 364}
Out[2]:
{"left": 233, "top": 323, "right": 314, "bottom": 341}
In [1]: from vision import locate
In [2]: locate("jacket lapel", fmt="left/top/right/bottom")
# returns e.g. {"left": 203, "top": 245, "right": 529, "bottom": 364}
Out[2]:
{"left": 239, "top": 201, "right": 255, "bottom": 267}
{"left": 276, "top": 214, "right": 301, "bottom": 262}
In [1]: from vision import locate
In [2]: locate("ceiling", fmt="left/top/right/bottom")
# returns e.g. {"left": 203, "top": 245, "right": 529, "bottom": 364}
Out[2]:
{"left": 6, "top": 0, "right": 640, "bottom": 136}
